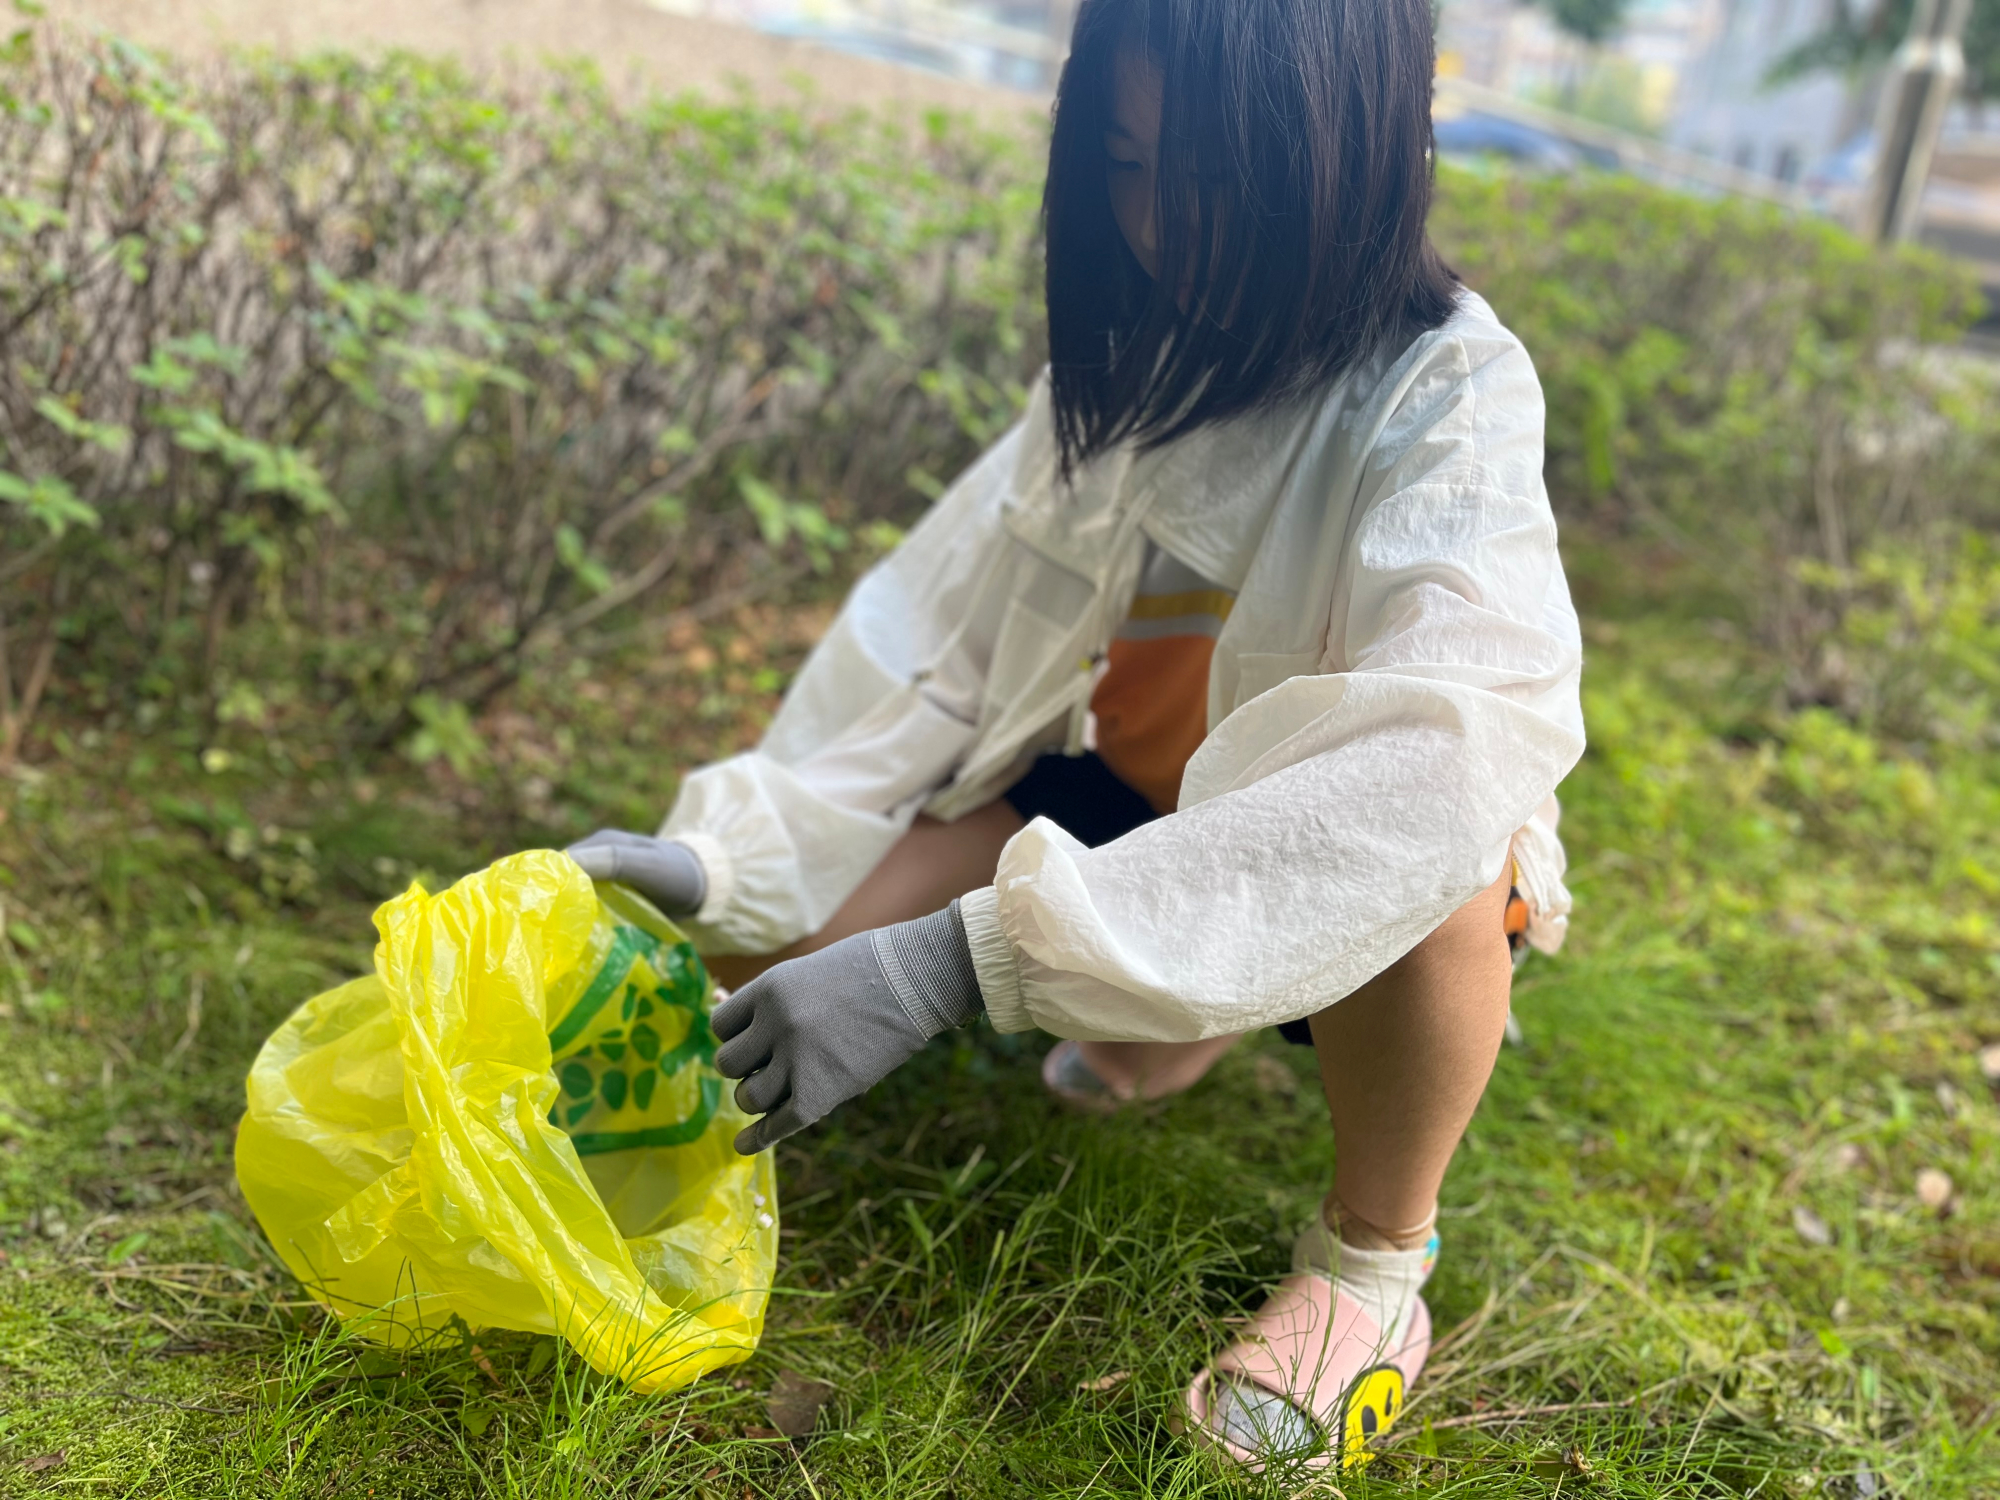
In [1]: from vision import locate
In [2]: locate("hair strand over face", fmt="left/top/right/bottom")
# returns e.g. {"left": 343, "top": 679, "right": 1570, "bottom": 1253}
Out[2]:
{"left": 1043, "top": 0, "right": 1460, "bottom": 476}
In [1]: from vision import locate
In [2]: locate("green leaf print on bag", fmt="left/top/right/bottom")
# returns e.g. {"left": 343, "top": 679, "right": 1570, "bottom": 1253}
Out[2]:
{"left": 545, "top": 886, "right": 722, "bottom": 1157}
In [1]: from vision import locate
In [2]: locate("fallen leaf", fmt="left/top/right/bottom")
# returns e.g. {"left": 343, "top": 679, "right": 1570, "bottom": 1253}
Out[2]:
{"left": 740, "top": 1425, "right": 788, "bottom": 1442}
{"left": 1979, "top": 1042, "right": 2000, "bottom": 1083}
{"left": 1077, "top": 1370, "right": 1131, "bottom": 1393}
{"left": 1916, "top": 1168, "right": 1955, "bottom": 1213}
{"left": 765, "top": 1369, "right": 835, "bottom": 1438}
{"left": 1793, "top": 1205, "right": 1834, "bottom": 1247}
{"left": 23, "top": 1451, "right": 65, "bottom": 1473}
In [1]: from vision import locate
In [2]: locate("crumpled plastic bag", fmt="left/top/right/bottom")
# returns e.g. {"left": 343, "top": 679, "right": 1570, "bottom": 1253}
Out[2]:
{"left": 235, "top": 849, "right": 776, "bottom": 1393}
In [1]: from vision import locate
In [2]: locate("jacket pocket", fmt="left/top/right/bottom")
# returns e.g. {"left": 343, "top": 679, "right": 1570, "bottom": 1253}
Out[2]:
{"left": 1231, "top": 649, "right": 1324, "bottom": 708}
{"left": 984, "top": 596, "right": 1074, "bottom": 720}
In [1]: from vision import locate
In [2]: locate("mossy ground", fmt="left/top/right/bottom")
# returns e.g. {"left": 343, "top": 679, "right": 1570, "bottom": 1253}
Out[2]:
{"left": 2, "top": 546, "right": 1996, "bottom": 1497}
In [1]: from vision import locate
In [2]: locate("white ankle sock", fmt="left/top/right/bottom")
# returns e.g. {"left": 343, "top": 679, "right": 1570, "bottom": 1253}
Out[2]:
{"left": 1292, "top": 1220, "right": 1437, "bottom": 1346}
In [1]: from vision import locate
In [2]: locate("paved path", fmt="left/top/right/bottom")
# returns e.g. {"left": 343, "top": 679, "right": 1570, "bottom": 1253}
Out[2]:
{"left": 45, "top": 0, "right": 1048, "bottom": 128}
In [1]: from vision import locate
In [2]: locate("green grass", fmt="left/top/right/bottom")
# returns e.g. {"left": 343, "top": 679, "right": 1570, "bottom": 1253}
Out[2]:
{"left": 2, "top": 547, "right": 1996, "bottom": 1497}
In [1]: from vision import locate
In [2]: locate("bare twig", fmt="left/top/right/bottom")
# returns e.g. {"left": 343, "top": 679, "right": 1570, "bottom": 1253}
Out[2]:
{"left": 0, "top": 612, "right": 57, "bottom": 770}
{"left": 1417, "top": 1399, "right": 1636, "bottom": 1432}
{"left": 162, "top": 973, "right": 205, "bottom": 1068}
{"left": 120, "top": 1393, "right": 239, "bottom": 1417}
{"left": 564, "top": 557, "right": 807, "bottom": 647}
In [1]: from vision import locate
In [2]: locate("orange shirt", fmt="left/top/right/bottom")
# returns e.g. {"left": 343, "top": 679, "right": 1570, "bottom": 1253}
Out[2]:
{"left": 1090, "top": 543, "right": 1237, "bottom": 814}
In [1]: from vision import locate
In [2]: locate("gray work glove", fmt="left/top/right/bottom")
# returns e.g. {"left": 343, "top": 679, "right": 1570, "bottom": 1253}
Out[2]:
{"left": 566, "top": 830, "right": 707, "bottom": 917}
{"left": 712, "top": 901, "right": 983, "bottom": 1154}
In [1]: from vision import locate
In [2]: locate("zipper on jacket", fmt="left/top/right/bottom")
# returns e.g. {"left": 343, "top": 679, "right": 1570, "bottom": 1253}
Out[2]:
{"left": 1063, "top": 651, "right": 1106, "bottom": 756}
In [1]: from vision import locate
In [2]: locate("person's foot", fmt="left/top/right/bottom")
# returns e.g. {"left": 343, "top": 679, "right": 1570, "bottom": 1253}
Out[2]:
{"left": 1181, "top": 1220, "right": 1435, "bottom": 1470}
{"left": 1039, "top": 1034, "right": 1243, "bottom": 1111}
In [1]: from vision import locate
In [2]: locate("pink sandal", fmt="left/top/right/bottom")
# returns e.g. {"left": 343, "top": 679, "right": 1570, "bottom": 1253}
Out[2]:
{"left": 1040, "top": 1034, "right": 1244, "bottom": 1112}
{"left": 1180, "top": 1240, "right": 1432, "bottom": 1470}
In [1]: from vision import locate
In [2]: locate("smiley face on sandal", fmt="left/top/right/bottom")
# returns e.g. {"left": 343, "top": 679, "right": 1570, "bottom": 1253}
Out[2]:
{"left": 1339, "top": 1364, "right": 1406, "bottom": 1464}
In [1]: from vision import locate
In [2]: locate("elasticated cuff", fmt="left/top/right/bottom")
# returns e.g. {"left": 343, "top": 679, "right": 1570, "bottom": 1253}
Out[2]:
{"left": 872, "top": 903, "right": 982, "bottom": 1039}
{"left": 956, "top": 884, "right": 1030, "bottom": 1033}
{"left": 666, "top": 830, "right": 736, "bottom": 929}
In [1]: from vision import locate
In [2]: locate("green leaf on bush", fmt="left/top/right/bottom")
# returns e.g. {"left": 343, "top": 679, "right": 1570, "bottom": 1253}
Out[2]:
{"left": 33, "top": 396, "right": 130, "bottom": 454}
{"left": 0, "top": 194, "right": 65, "bottom": 236}
{"left": 554, "top": 524, "right": 614, "bottom": 596}
{"left": 159, "top": 408, "right": 340, "bottom": 517}
{"left": 0, "top": 468, "right": 97, "bottom": 535}
{"left": 737, "top": 473, "right": 849, "bottom": 572}
{"left": 405, "top": 693, "right": 488, "bottom": 778}
{"left": 388, "top": 341, "right": 530, "bottom": 428}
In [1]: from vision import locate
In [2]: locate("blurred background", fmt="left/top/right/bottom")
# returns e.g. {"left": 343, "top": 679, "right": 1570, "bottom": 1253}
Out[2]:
{"left": 49, "top": 0, "right": 2000, "bottom": 323}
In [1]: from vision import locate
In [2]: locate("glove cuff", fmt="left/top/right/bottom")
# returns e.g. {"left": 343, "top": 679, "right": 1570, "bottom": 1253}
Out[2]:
{"left": 873, "top": 902, "right": 984, "bottom": 1039}
{"left": 668, "top": 832, "right": 731, "bottom": 924}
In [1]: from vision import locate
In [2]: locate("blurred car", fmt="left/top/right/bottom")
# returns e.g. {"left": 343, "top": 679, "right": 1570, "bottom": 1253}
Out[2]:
{"left": 759, "top": 21, "right": 969, "bottom": 76}
{"left": 1433, "top": 110, "right": 1620, "bottom": 173}
{"left": 1803, "top": 131, "right": 1876, "bottom": 220}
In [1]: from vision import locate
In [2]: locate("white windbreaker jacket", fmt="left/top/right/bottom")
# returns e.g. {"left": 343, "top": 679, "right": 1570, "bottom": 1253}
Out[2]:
{"left": 660, "top": 291, "right": 1586, "bottom": 1043}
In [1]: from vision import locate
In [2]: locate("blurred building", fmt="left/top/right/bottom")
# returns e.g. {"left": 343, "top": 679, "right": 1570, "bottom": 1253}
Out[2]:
{"left": 1439, "top": 0, "right": 2000, "bottom": 296}
{"left": 1439, "top": 0, "right": 1989, "bottom": 186}
{"left": 1665, "top": 0, "right": 1858, "bottom": 180}
{"left": 1437, "top": 0, "right": 1720, "bottom": 133}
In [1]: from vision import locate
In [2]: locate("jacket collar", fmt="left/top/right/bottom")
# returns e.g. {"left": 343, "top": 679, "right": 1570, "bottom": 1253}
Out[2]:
{"left": 1140, "top": 399, "right": 1315, "bottom": 591}
{"left": 999, "top": 380, "right": 1153, "bottom": 586}
{"left": 1002, "top": 376, "right": 1321, "bottom": 593}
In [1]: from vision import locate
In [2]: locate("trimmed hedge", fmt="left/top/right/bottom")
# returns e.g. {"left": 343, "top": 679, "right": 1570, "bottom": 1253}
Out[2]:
{"left": 2, "top": 31, "right": 1994, "bottom": 756}
{"left": 0, "top": 37, "right": 1039, "bottom": 748}
{"left": 1433, "top": 170, "right": 1997, "bottom": 624}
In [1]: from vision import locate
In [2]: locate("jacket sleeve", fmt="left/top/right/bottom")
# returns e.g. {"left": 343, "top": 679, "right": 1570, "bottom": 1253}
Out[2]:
{"left": 958, "top": 334, "right": 1587, "bottom": 1041}
{"left": 658, "top": 410, "right": 1032, "bottom": 955}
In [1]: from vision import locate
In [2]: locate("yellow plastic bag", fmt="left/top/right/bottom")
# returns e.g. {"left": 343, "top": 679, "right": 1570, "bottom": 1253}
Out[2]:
{"left": 235, "top": 849, "right": 776, "bottom": 1393}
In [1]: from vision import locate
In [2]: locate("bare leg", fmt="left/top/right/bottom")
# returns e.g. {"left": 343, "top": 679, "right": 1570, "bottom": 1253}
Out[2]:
{"left": 1309, "top": 869, "right": 1515, "bottom": 1237}
{"left": 706, "top": 800, "right": 1025, "bottom": 992}
{"left": 1188, "top": 871, "right": 1517, "bottom": 1461}
{"left": 1057, "top": 875, "right": 1509, "bottom": 1113}
{"left": 1059, "top": 1034, "right": 1245, "bottom": 1101}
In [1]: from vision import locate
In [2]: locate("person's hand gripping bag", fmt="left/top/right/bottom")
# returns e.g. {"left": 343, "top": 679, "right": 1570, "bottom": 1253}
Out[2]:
{"left": 234, "top": 849, "right": 776, "bottom": 1392}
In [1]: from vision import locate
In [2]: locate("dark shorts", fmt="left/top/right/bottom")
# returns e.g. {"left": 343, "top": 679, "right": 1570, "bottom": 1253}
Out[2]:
{"left": 1002, "top": 750, "right": 1530, "bottom": 1048}
{"left": 1002, "top": 750, "right": 1159, "bottom": 850}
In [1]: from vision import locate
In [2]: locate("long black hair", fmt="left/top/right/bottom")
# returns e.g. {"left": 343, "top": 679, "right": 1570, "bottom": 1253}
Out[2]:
{"left": 1044, "top": 0, "right": 1460, "bottom": 474}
